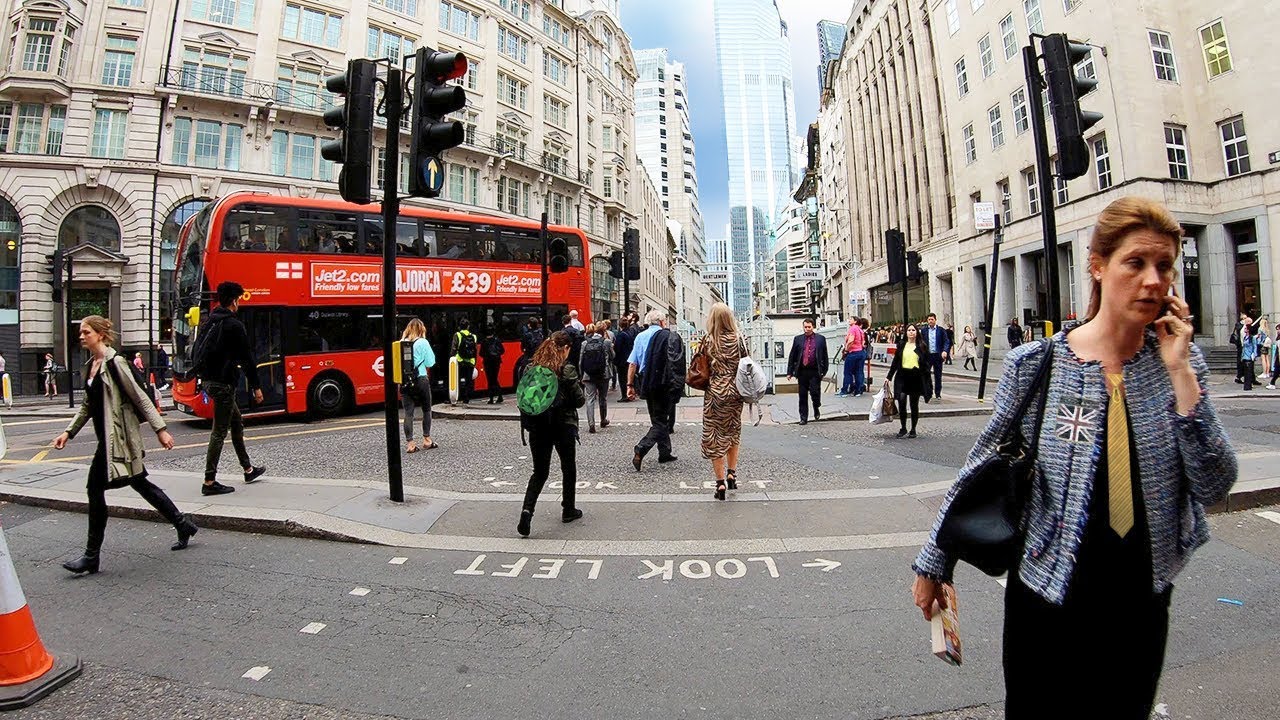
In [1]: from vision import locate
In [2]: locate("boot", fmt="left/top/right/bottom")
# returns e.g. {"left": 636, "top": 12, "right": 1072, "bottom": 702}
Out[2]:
{"left": 172, "top": 516, "right": 199, "bottom": 551}
{"left": 62, "top": 548, "right": 100, "bottom": 575}
{"left": 517, "top": 508, "right": 533, "bottom": 537}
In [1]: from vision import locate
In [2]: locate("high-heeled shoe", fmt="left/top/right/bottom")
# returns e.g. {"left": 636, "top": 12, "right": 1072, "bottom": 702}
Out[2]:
{"left": 726, "top": 469, "right": 737, "bottom": 490}
{"left": 62, "top": 550, "right": 100, "bottom": 575}
{"left": 713, "top": 479, "right": 726, "bottom": 501}
{"left": 172, "top": 517, "right": 198, "bottom": 551}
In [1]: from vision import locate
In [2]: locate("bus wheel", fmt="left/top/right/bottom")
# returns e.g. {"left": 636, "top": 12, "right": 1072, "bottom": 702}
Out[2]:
{"left": 307, "top": 373, "right": 350, "bottom": 418}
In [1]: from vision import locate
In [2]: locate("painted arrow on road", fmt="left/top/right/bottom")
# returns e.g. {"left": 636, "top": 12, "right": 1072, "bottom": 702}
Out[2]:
{"left": 802, "top": 558, "right": 841, "bottom": 572}
{"left": 489, "top": 480, "right": 516, "bottom": 488}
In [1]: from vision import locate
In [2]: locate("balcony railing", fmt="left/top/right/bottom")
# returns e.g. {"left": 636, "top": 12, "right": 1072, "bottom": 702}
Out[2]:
{"left": 459, "top": 128, "right": 592, "bottom": 185}
{"left": 160, "top": 66, "right": 334, "bottom": 115}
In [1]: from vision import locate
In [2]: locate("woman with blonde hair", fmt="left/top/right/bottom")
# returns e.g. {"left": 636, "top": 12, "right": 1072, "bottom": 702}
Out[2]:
{"left": 52, "top": 316, "right": 190, "bottom": 574}
{"left": 400, "top": 317, "right": 437, "bottom": 452}
{"left": 699, "top": 302, "right": 745, "bottom": 500}
{"left": 911, "top": 197, "right": 1236, "bottom": 717}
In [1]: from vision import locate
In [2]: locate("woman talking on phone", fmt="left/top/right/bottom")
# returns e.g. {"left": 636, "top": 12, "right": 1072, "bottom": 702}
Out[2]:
{"left": 910, "top": 197, "right": 1236, "bottom": 718}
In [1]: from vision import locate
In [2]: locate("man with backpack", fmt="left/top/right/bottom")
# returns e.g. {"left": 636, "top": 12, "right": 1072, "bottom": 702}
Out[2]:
{"left": 451, "top": 317, "right": 478, "bottom": 404}
{"left": 481, "top": 326, "right": 506, "bottom": 404}
{"left": 613, "top": 314, "right": 635, "bottom": 402}
{"left": 561, "top": 314, "right": 584, "bottom": 366}
{"left": 578, "top": 323, "right": 613, "bottom": 433}
{"left": 515, "top": 317, "right": 545, "bottom": 388}
{"left": 627, "top": 310, "right": 685, "bottom": 471}
{"left": 197, "top": 281, "right": 266, "bottom": 496}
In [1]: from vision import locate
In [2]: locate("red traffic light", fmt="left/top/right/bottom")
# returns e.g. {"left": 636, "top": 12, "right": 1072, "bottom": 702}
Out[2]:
{"left": 423, "top": 51, "right": 468, "bottom": 83}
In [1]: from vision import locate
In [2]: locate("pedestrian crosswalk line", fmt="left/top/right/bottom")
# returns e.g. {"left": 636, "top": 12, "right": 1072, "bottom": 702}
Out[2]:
{"left": 1257, "top": 511, "right": 1280, "bottom": 525}
{"left": 388, "top": 557, "right": 407, "bottom": 565}
{"left": 242, "top": 666, "right": 271, "bottom": 681}
{"left": 300, "top": 622, "right": 326, "bottom": 634}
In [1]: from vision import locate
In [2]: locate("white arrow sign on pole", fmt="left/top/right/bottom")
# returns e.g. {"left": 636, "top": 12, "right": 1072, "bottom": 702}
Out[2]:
{"left": 802, "top": 558, "right": 841, "bottom": 572}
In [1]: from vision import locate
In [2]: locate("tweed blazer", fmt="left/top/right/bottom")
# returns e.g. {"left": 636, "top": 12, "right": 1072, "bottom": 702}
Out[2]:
{"left": 64, "top": 348, "right": 167, "bottom": 481}
{"left": 914, "top": 329, "right": 1237, "bottom": 605}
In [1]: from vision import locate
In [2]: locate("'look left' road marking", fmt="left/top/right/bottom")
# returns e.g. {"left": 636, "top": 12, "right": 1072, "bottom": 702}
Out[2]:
{"left": 1257, "top": 511, "right": 1280, "bottom": 526}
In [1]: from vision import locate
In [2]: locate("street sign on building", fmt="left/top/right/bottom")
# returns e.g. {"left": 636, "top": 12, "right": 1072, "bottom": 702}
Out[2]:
{"left": 701, "top": 271, "right": 729, "bottom": 283}
{"left": 793, "top": 268, "right": 822, "bottom": 281}
{"left": 851, "top": 290, "right": 869, "bottom": 305}
{"left": 973, "top": 202, "right": 996, "bottom": 231}
{"left": 875, "top": 290, "right": 891, "bottom": 305}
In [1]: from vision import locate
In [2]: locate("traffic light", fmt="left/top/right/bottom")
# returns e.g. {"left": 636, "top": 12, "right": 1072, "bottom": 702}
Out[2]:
{"left": 906, "top": 251, "right": 923, "bottom": 281}
{"left": 409, "top": 48, "right": 468, "bottom": 199}
{"left": 623, "top": 228, "right": 640, "bottom": 281}
{"left": 608, "top": 249, "right": 624, "bottom": 279}
{"left": 885, "top": 229, "right": 906, "bottom": 284}
{"left": 1042, "top": 33, "right": 1103, "bottom": 181}
{"left": 548, "top": 236, "right": 570, "bottom": 274}
{"left": 49, "top": 249, "right": 64, "bottom": 302}
{"left": 321, "top": 59, "right": 378, "bottom": 205}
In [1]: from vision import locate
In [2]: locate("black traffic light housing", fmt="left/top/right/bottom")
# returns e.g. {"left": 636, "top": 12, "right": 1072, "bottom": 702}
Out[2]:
{"left": 321, "top": 59, "right": 378, "bottom": 205}
{"left": 48, "top": 249, "right": 64, "bottom": 302}
{"left": 1042, "top": 33, "right": 1103, "bottom": 181}
{"left": 885, "top": 229, "right": 906, "bottom": 284}
{"left": 548, "top": 237, "right": 570, "bottom": 274}
{"left": 409, "top": 48, "right": 468, "bottom": 199}
{"left": 608, "top": 249, "right": 624, "bottom": 279}
{"left": 622, "top": 228, "right": 640, "bottom": 281}
{"left": 906, "top": 251, "right": 923, "bottom": 281}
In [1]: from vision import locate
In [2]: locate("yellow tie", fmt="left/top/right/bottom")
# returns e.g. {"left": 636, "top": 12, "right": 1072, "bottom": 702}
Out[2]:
{"left": 1106, "top": 373, "right": 1134, "bottom": 538}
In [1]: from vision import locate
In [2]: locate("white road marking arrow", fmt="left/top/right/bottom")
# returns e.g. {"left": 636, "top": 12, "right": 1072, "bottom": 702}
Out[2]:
{"left": 490, "top": 480, "right": 516, "bottom": 487}
{"left": 802, "top": 558, "right": 841, "bottom": 572}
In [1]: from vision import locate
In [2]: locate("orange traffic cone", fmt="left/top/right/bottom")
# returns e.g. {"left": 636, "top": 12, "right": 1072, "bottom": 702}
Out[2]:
{"left": 0, "top": 522, "right": 81, "bottom": 710}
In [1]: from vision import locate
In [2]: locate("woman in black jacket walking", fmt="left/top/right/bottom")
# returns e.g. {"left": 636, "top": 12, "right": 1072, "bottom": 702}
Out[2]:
{"left": 886, "top": 324, "right": 929, "bottom": 438}
{"left": 517, "top": 331, "right": 587, "bottom": 537}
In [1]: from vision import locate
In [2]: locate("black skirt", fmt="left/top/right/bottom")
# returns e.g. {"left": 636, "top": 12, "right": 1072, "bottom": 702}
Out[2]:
{"left": 892, "top": 366, "right": 926, "bottom": 397}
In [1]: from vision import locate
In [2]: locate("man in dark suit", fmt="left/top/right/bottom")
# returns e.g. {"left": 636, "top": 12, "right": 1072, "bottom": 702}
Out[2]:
{"left": 786, "top": 318, "right": 829, "bottom": 425}
{"left": 921, "top": 313, "right": 951, "bottom": 400}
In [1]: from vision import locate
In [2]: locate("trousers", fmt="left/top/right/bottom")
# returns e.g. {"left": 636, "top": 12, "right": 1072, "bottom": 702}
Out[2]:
{"left": 636, "top": 388, "right": 677, "bottom": 458}
{"left": 402, "top": 378, "right": 432, "bottom": 440}
{"left": 584, "top": 374, "right": 608, "bottom": 428}
{"left": 204, "top": 381, "right": 251, "bottom": 480}
{"left": 523, "top": 426, "right": 577, "bottom": 513}
{"left": 795, "top": 370, "right": 821, "bottom": 421}
{"left": 87, "top": 447, "right": 184, "bottom": 552}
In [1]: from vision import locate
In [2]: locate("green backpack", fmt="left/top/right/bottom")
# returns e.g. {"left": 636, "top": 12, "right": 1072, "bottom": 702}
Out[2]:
{"left": 516, "top": 364, "right": 562, "bottom": 437}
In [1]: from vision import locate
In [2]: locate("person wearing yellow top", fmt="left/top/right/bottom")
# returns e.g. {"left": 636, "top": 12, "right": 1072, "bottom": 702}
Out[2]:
{"left": 886, "top": 324, "right": 929, "bottom": 438}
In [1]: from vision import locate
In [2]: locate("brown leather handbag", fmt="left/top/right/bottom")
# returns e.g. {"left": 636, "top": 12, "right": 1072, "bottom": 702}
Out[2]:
{"left": 686, "top": 344, "right": 711, "bottom": 390}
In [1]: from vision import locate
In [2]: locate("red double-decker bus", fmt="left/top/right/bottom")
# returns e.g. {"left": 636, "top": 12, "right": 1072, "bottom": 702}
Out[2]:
{"left": 169, "top": 192, "right": 591, "bottom": 419}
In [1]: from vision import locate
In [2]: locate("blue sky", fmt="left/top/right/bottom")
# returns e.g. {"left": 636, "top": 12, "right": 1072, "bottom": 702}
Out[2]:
{"left": 619, "top": 0, "right": 853, "bottom": 243}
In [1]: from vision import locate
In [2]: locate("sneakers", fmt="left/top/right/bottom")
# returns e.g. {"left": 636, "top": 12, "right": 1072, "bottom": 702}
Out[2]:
{"left": 244, "top": 466, "right": 266, "bottom": 484}
{"left": 589, "top": 426, "right": 596, "bottom": 433}
{"left": 1268, "top": 384, "right": 1276, "bottom": 390}
{"left": 517, "top": 509, "right": 532, "bottom": 537}
{"left": 657, "top": 454, "right": 678, "bottom": 464}
{"left": 897, "top": 428, "right": 908, "bottom": 438}
{"left": 201, "top": 481, "right": 235, "bottom": 496}
{"left": 908, "top": 430, "right": 917, "bottom": 438}
{"left": 601, "top": 419, "right": 610, "bottom": 428}
{"left": 562, "top": 508, "right": 583, "bottom": 523}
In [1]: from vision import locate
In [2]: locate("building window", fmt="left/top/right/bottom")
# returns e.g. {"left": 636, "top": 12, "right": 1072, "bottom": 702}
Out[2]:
{"left": 1011, "top": 87, "right": 1029, "bottom": 134}
{"left": 945, "top": 0, "right": 960, "bottom": 34}
{"left": 282, "top": 3, "right": 342, "bottom": 48}
{"left": 101, "top": 35, "right": 137, "bottom": 86}
{"left": 460, "top": 109, "right": 479, "bottom": 145}
{"left": 602, "top": 167, "right": 613, "bottom": 198}
{"left": 543, "top": 95, "right": 568, "bottom": 128}
{"left": 962, "top": 123, "right": 977, "bottom": 164}
{"left": 544, "top": 53, "right": 569, "bottom": 85}
{"left": 497, "top": 176, "right": 530, "bottom": 216}
{"left": 1148, "top": 30, "right": 1178, "bottom": 82}
{"left": 366, "top": 26, "right": 414, "bottom": 64}
{"left": 1023, "top": 168, "right": 1039, "bottom": 215}
{"left": 271, "top": 131, "right": 321, "bottom": 179}
{"left": 1219, "top": 115, "right": 1250, "bottom": 176}
{"left": 90, "top": 109, "right": 127, "bottom": 158}
{"left": 494, "top": 119, "right": 528, "bottom": 158}
{"left": 1063, "top": 0, "right": 1080, "bottom": 12}
{"left": 499, "top": 0, "right": 530, "bottom": 22}
{"left": 497, "top": 26, "right": 529, "bottom": 64}
{"left": 955, "top": 57, "right": 969, "bottom": 97}
{"left": 997, "top": 179, "right": 1011, "bottom": 223}
{"left": 497, "top": 72, "right": 527, "bottom": 110}
{"left": 276, "top": 64, "right": 332, "bottom": 111}
{"left": 438, "top": 1, "right": 480, "bottom": 41}
{"left": 21, "top": 18, "right": 55, "bottom": 72}
{"left": 454, "top": 58, "right": 480, "bottom": 90}
{"left": 1199, "top": 20, "right": 1232, "bottom": 78}
{"left": 1092, "top": 134, "right": 1112, "bottom": 189}
{"left": 189, "top": 0, "right": 256, "bottom": 29}
{"left": 371, "top": 0, "right": 417, "bottom": 16}
{"left": 1053, "top": 157, "right": 1069, "bottom": 205}
{"left": 447, "top": 164, "right": 479, "bottom": 204}
{"left": 543, "top": 15, "right": 570, "bottom": 47}
{"left": 549, "top": 192, "right": 570, "bottom": 225}
{"left": 180, "top": 47, "right": 249, "bottom": 96}
{"left": 373, "top": 148, "right": 409, "bottom": 192}
{"left": 1, "top": 103, "right": 65, "bottom": 155}
{"left": 112, "top": 0, "right": 145, "bottom": 6}
{"left": 1023, "top": 0, "right": 1043, "bottom": 35}
{"left": 1164, "top": 124, "right": 1189, "bottom": 179}
{"left": 971, "top": 0, "right": 985, "bottom": 9}
{"left": 1074, "top": 49, "right": 1096, "bottom": 90}
{"left": 1000, "top": 13, "right": 1017, "bottom": 60}
{"left": 978, "top": 35, "right": 994, "bottom": 78}
{"left": 171, "top": 117, "right": 242, "bottom": 170}
{"left": 988, "top": 105, "right": 1004, "bottom": 148}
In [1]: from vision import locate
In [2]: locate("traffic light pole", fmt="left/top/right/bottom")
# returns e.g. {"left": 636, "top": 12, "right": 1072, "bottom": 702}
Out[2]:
{"left": 540, "top": 211, "right": 550, "bottom": 329}
{"left": 977, "top": 215, "right": 1004, "bottom": 402}
{"left": 1025, "top": 41, "right": 1061, "bottom": 335}
{"left": 65, "top": 255, "right": 75, "bottom": 409}
{"left": 381, "top": 65, "right": 404, "bottom": 503}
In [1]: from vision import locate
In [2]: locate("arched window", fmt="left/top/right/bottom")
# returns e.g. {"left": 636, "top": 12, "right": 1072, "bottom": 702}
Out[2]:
{"left": 160, "top": 199, "right": 208, "bottom": 340}
{"left": 0, "top": 197, "right": 20, "bottom": 325}
{"left": 58, "top": 205, "right": 120, "bottom": 251}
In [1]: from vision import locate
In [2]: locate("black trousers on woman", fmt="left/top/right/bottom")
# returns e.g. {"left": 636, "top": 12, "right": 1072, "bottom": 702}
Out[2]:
{"left": 522, "top": 426, "right": 577, "bottom": 514}
{"left": 86, "top": 447, "right": 185, "bottom": 552}
{"left": 897, "top": 393, "right": 921, "bottom": 431}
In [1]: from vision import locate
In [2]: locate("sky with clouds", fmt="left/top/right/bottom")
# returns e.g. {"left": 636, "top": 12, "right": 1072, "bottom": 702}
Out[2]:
{"left": 619, "top": 0, "right": 854, "bottom": 243}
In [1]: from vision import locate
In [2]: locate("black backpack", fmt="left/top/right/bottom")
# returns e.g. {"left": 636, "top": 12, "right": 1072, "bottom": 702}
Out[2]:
{"left": 400, "top": 338, "right": 425, "bottom": 402}
{"left": 521, "top": 328, "right": 545, "bottom": 356}
{"left": 579, "top": 336, "right": 607, "bottom": 378}
{"left": 456, "top": 332, "right": 477, "bottom": 360}
{"left": 106, "top": 356, "right": 154, "bottom": 422}
{"left": 183, "top": 317, "right": 224, "bottom": 382}
{"left": 483, "top": 336, "right": 505, "bottom": 359}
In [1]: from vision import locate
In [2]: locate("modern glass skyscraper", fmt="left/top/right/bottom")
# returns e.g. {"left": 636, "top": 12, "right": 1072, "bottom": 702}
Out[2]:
{"left": 713, "top": 0, "right": 800, "bottom": 315}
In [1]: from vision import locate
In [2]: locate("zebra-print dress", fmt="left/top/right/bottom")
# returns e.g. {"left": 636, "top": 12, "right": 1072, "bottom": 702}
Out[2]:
{"left": 700, "top": 332, "right": 745, "bottom": 459}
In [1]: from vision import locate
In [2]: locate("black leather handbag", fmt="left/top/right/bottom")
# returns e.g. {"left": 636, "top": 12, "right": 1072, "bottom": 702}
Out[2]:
{"left": 936, "top": 340, "right": 1054, "bottom": 577}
